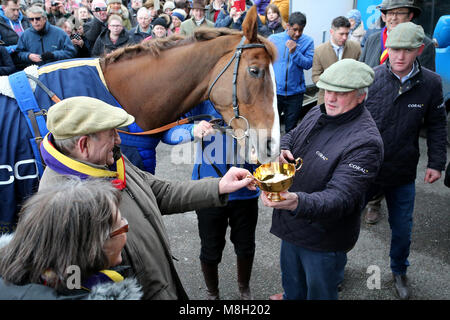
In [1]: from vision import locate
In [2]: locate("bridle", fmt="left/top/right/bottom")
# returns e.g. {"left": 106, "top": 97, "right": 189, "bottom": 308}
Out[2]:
{"left": 30, "top": 36, "right": 268, "bottom": 143}
{"left": 206, "top": 36, "right": 266, "bottom": 140}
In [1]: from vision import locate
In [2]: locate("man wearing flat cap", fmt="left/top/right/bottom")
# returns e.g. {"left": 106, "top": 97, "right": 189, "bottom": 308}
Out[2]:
{"left": 179, "top": 0, "right": 214, "bottom": 36}
{"left": 38, "top": 96, "right": 256, "bottom": 300}
{"left": 262, "top": 59, "right": 384, "bottom": 300}
{"left": 360, "top": 0, "right": 435, "bottom": 71}
{"left": 364, "top": 22, "right": 447, "bottom": 300}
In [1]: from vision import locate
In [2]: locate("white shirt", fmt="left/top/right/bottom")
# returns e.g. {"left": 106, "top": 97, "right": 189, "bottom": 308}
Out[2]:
{"left": 330, "top": 40, "right": 344, "bottom": 60}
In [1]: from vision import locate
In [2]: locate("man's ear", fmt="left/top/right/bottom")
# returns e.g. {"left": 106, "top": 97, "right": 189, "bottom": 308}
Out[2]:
{"left": 417, "top": 43, "right": 425, "bottom": 56}
{"left": 76, "top": 135, "right": 90, "bottom": 159}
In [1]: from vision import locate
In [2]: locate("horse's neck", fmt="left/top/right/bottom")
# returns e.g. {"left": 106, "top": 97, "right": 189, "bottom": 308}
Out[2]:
{"left": 103, "top": 36, "right": 239, "bottom": 130}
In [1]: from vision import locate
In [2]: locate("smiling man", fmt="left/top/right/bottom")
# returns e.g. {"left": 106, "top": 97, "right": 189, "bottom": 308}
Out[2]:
{"left": 38, "top": 96, "right": 256, "bottom": 300}
{"left": 360, "top": 0, "right": 435, "bottom": 71}
{"left": 363, "top": 22, "right": 447, "bottom": 300}
{"left": 262, "top": 59, "right": 384, "bottom": 300}
{"left": 269, "top": 11, "right": 314, "bottom": 133}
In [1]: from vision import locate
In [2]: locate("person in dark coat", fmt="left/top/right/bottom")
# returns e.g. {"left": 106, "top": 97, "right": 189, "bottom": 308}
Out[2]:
{"left": 360, "top": 0, "right": 435, "bottom": 71}
{"left": 83, "top": 0, "right": 108, "bottom": 50}
{"left": 364, "top": 22, "right": 447, "bottom": 300}
{"left": 259, "top": 3, "right": 284, "bottom": 38}
{"left": 91, "top": 14, "right": 131, "bottom": 57}
{"left": 262, "top": 59, "right": 384, "bottom": 300}
{"left": 360, "top": 0, "right": 436, "bottom": 226}
{"left": 0, "top": 43, "right": 15, "bottom": 75}
{"left": 15, "top": 5, "right": 76, "bottom": 66}
{"left": 128, "top": 6, "right": 151, "bottom": 44}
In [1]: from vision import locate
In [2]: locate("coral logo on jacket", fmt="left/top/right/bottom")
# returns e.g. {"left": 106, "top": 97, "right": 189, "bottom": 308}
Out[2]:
{"left": 349, "top": 163, "right": 368, "bottom": 174}
{"left": 316, "top": 151, "right": 328, "bottom": 161}
{"left": 407, "top": 104, "right": 423, "bottom": 108}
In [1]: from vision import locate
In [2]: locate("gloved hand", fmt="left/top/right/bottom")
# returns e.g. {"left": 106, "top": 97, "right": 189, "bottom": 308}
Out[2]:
{"left": 41, "top": 52, "right": 55, "bottom": 61}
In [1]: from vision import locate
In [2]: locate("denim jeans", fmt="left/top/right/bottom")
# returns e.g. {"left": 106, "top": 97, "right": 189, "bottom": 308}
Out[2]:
{"left": 277, "top": 93, "right": 304, "bottom": 133}
{"left": 280, "top": 240, "right": 347, "bottom": 300}
{"left": 366, "top": 183, "right": 415, "bottom": 275}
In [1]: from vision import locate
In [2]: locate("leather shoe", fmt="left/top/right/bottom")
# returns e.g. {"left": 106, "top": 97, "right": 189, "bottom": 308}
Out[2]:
{"left": 269, "top": 293, "right": 283, "bottom": 300}
{"left": 393, "top": 274, "right": 410, "bottom": 300}
{"left": 364, "top": 206, "right": 382, "bottom": 224}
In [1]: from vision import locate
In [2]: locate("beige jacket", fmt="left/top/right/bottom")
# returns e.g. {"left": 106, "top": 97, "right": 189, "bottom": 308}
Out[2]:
{"left": 311, "top": 40, "right": 362, "bottom": 105}
{"left": 39, "top": 156, "right": 227, "bottom": 300}
{"left": 179, "top": 17, "right": 215, "bottom": 36}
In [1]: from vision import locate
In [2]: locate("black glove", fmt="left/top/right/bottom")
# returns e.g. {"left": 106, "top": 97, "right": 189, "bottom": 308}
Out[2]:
{"left": 41, "top": 52, "right": 55, "bottom": 61}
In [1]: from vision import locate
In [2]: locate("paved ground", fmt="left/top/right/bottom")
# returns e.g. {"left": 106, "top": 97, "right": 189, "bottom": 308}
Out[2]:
{"left": 155, "top": 135, "right": 450, "bottom": 301}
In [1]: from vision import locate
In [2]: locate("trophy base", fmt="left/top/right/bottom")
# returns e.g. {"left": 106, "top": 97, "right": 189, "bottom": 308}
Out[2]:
{"left": 267, "top": 192, "right": 285, "bottom": 202}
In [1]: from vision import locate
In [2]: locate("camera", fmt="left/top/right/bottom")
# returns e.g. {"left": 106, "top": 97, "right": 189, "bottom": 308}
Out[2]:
{"left": 70, "top": 33, "right": 81, "bottom": 40}
{"left": 51, "top": 1, "right": 60, "bottom": 6}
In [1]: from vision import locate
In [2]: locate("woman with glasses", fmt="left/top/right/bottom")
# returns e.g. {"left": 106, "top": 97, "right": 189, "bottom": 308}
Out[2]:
{"left": 0, "top": 178, "right": 142, "bottom": 300}
{"left": 91, "top": 14, "right": 131, "bottom": 56}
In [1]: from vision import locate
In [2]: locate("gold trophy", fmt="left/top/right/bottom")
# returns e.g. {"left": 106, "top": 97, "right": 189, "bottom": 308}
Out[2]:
{"left": 250, "top": 158, "right": 303, "bottom": 202}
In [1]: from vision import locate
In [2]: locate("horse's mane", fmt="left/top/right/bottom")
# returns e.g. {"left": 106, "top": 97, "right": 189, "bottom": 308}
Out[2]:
{"left": 100, "top": 27, "right": 276, "bottom": 66}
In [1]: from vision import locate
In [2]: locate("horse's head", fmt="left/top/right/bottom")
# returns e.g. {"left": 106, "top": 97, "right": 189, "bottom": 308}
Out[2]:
{"left": 208, "top": 6, "right": 280, "bottom": 164}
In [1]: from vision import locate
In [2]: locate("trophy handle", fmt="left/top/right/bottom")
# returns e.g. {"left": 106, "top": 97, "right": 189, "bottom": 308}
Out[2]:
{"left": 294, "top": 157, "right": 303, "bottom": 171}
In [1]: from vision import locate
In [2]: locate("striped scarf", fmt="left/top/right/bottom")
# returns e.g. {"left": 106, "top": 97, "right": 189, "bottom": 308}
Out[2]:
{"left": 380, "top": 27, "right": 389, "bottom": 65}
{"left": 40, "top": 133, "right": 127, "bottom": 190}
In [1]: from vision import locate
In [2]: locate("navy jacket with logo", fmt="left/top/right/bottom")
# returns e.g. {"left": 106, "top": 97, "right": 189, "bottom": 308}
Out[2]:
{"left": 365, "top": 61, "right": 447, "bottom": 186}
{"left": 270, "top": 104, "right": 384, "bottom": 252}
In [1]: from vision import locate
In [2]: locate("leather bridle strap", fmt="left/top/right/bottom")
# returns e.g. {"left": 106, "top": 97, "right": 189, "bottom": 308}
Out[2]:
{"left": 116, "top": 114, "right": 215, "bottom": 136}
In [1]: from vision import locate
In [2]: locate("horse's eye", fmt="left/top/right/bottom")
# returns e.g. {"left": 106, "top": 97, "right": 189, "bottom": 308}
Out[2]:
{"left": 248, "top": 66, "right": 263, "bottom": 78}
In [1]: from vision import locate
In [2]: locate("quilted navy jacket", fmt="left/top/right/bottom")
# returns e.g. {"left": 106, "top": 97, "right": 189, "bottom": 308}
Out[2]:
{"left": 365, "top": 62, "right": 447, "bottom": 186}
{"left": 270, "top": 104, "right": 384, "bottom": 252}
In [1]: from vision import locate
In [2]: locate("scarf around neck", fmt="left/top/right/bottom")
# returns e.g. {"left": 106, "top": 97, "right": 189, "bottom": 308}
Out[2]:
{"left": 40, "top": 133, "right": 127, "bottom": 189}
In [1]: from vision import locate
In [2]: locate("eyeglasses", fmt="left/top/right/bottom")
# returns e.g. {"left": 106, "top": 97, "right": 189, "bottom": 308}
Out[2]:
{"left": 28, "top": 17, "right": 42, "bottom": 22}
{"left": 385, "top": 11, "right": 410, "bottom": 17}
{"left": 110, "top": 217, "right": 129, "bottom": 238}
{"left": 94, "top": 7, "right": 107, "bottom": 12}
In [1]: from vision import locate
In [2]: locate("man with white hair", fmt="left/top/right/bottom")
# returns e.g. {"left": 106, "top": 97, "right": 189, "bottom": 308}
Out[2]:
{"left": 39, "top": 96, "right": 256, "bottom": 300}
{"left": 15, "top": 5, "right": 76, "bottom": 66}
{"left": 83, "top": 0, "right": 108, "bottom": 48}
{"left": 129, "top": 6, "right": 151, "bottom": 43}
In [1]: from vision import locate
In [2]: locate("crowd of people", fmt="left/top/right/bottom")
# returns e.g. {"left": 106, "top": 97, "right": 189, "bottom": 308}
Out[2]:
{"left": 0, "top": 0, "right": 292, "bottom": 73}
{"left": 0, "top": 0, "right": 448, "bottom": 302}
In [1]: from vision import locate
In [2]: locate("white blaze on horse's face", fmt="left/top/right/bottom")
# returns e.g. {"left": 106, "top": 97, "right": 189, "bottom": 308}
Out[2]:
{"left": 245, "top": 63, "right": 280, "bottom": 164}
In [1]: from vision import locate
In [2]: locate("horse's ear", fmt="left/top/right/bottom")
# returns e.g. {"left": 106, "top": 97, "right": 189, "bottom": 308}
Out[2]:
{"left": 242, "top": 6, "right": 258, "bottom": 43}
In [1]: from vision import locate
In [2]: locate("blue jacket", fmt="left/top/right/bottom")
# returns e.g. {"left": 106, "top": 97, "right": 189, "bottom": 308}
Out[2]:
{"left": 16, "top": 22, "right": 76, "bottom": 65}
{"left": 164, "top": 101, "right": 260, "bottom": 201}
{"left": 271, "top": 104, "right": 384, "bottom": 252}
{"left": 268, "top": 30, "right": 314, "bottom": 96}
{"left": 0, "top": 8, "right": 29, "bottom": 54}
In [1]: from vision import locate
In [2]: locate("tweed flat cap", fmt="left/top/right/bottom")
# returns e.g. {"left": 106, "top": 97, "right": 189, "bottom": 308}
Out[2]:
{"left": 47, "top": 96, "right": 135, "bottom": 140}
{"left": 385, "top": 22, "right": 424, "bottom": 49}
{"left": 316, "top": 59, "right": 375, "bottom": 92}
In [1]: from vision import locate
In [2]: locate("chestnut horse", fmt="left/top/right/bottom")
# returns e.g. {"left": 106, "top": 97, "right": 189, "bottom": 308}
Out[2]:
{"left": 0, "top": 7, "right": 279, "bottom": 233}
{"left": 101, "top": 6, "right": 280, "bottom": 163}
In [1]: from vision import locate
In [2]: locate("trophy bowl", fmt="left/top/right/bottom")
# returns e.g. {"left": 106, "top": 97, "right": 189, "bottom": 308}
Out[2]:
{"left": 252, "top": 158, "right": 303, "bottom": 202}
